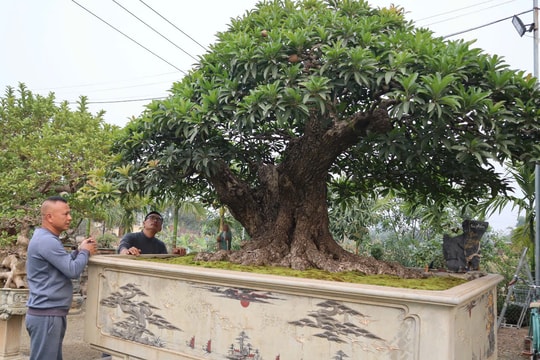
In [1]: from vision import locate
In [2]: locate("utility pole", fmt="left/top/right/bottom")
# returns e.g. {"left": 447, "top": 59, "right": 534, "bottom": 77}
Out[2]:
{"left": 513, "top": 2, "right": 540, "bottom": 284}
{"left": 534, "top": 0, "right": 540, "bottom": 285}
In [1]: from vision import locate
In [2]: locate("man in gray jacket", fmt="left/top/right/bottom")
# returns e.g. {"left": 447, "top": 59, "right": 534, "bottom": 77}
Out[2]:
{"left": 25, "top": 196, "right": 96, "bottom": 360}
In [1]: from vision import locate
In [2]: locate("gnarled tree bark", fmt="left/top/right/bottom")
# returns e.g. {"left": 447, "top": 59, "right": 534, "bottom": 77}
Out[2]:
{"left": 196, "top": 108, "right": 421, "bottom": 278}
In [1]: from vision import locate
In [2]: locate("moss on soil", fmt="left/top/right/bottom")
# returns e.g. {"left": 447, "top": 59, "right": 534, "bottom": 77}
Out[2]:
{"left": 140, "top": 254, "right": 467, "bottom": 291}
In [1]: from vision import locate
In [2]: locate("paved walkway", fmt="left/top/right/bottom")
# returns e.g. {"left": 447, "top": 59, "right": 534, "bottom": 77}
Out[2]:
{"left": 18, "top": 311, "right": 103, "bottom": 360}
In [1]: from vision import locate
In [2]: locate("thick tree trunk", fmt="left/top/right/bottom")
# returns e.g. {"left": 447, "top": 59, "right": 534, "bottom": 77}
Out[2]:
{"left": 198, "top": 110, "right": 420, "bottom": 278}
{"left": 200, "top": 168, "right": 417, "bottom": 277}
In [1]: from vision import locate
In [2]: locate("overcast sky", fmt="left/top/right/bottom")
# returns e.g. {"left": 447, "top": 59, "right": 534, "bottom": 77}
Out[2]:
{"left": 0, "top": 0, "right": 534, "bottom": 231}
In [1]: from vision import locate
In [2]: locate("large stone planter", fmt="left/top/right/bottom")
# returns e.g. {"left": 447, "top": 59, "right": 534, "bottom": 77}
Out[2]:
{"left": 84, "top": 255, "right": 502, "bottom": 360}
{"left": 0, "top": 288, "right": 28, "bottom": 360}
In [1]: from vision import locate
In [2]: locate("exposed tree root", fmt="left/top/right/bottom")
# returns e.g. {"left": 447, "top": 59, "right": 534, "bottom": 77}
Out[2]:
{"left": 194, "top": 243, "right": 424, "bottom": 279}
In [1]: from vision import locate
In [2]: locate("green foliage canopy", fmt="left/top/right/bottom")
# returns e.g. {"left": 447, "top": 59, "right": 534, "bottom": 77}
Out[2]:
{"left": 0, "top": 84, "right": 119, "bottom": 239}
{"left": 113, "top": 0, "right": 540, "bottom": 210}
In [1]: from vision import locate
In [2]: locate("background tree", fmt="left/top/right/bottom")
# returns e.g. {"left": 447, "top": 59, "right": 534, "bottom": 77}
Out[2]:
{"left": 78, "top": 170, "right": 150, "bottom": 237}
{"left": 155, "top": 196, "right": 207, "bottom": 250}
{"left": 480, "top": 161, "right": 537, "bottom": 264}
{"left": 110, "top": 0, "right": 540, "bottom": 274}
{"left": 0, "top": 83, "right": 119, "bottom": 249}
{"left": 328, "top": 179, "right": 380, "bottom": 254}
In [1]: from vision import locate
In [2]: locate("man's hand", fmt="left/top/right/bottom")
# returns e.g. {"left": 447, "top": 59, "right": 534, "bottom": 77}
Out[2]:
{"left": 79, "top": 237, "right": 97, "bottom": 255}
{"left": 121, "top": 247, "right": 141, "bottom": 256}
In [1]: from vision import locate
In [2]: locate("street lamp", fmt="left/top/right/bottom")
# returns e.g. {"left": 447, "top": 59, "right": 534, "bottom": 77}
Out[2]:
{"left": 512, "top": 15, "right": 534, "bottom": 37}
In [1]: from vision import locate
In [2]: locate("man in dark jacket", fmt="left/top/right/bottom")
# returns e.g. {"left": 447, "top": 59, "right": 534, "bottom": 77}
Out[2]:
{"left": 117, "top": 211, "right": 167, "bottom": 255}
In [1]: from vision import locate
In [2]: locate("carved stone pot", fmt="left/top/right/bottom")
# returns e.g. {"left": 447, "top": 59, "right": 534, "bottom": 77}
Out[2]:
{"left": 85, "top": 255, "right": 502, "bottom": 360}
{"left": 0, "top": 288, "right": 28, "bottom": 360}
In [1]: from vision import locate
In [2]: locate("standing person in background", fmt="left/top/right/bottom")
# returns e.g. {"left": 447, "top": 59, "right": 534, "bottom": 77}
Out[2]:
{"left": 216, "top": 223, "right": 232, "bottom": 250}
{"left": 26, "top": 196, "right": 97, "bottom": 360}
{"left": 117, "top": 211, "right": 167, "bottom": 256}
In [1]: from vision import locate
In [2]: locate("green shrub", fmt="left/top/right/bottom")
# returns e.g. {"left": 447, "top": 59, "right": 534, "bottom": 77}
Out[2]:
{"left": 0, "top": 231, "right": 16, "bottom": 248}
{"left": 370, "top": 245, "right": 384, "bottom": 260}
{"left": 96, "top": 233, "right": 118, "bottom": 248}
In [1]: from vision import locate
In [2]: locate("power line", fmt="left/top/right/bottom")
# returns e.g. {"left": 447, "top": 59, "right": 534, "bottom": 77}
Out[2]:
{"left": 422, "top": 0, "right": 519, "bottom": 27}
{"left": 416, "top": 0, "right": 518, "bottom": 27}
{"left": 86, "top": 96, "right": 167, "bottom": 104}
{"left": 51, "top": 82, "right": 173, "bottom": 98}
{"left": 443, "top": 9, "right": 532, "bottom": 38}
{"left": 59, "top": 96, "right": 167, "bottom": 105}
{"left": 138, "top": 0, "right": 208, "bottom": 52}
{"left": 71, "top": 0, "right": 187, "bottom": 75}
{"left": 415, "top": 0, "right": 510, "bottom": 22}
{"left": 32, "top": 71, "right": 179, "bottom": 92}
{"left": 34, "top": 79, "right": 176, "bottom": 94}
{"left": 112, "top": 0, "right": 198, "bottom": 62}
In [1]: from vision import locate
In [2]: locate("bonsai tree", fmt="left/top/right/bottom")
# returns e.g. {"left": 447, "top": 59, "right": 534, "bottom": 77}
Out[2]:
{"left": 109, "top": 0, "right": 540, "bottom": 274}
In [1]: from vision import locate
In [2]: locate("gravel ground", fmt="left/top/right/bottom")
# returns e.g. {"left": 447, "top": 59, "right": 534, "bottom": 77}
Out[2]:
{"left": 16, "top": 311, "right": 529, "bottom": 359}
{"left": 498, "top": 326, "right": 530, "bottom": 360}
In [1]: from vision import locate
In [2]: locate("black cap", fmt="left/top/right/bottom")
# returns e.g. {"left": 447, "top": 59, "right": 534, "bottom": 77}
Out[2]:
{"left": 144, "top": 211, "right": 163, "bottom": 221}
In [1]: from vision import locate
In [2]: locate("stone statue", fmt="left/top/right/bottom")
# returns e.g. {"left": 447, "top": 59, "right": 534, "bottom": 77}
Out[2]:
{"left": 443, "top": 220, "right": 489, "bottom": 272}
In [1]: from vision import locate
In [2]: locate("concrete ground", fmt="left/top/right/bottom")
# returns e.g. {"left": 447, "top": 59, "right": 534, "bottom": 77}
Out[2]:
{"left": 18, "top": 311, "right": 103, "bottom": 360}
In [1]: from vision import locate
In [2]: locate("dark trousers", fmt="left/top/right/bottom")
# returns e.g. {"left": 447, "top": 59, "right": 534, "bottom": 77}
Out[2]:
{"left": 26, "top": 314, "right": 66, "bottom": 360}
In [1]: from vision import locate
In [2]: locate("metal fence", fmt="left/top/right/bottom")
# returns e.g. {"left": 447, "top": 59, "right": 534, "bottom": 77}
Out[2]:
{"left": 499, "top": 285, "right": 531, "bottom": 328}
